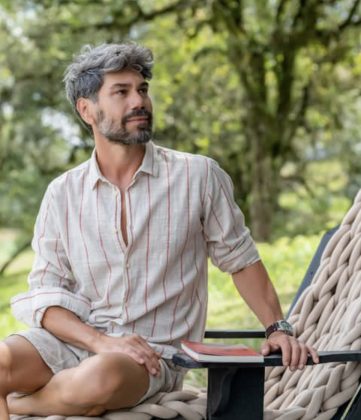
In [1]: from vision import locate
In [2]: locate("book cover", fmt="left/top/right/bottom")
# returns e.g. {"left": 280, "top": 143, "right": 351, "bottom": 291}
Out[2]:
{"left": 181, "top": 340, "right": 264, "bottom": 363}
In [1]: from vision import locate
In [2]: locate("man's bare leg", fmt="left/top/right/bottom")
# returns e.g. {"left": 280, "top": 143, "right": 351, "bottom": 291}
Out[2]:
{"left": 8, "top": 352, "right": 150, "bottom": 416}
{"left": 0, "top": 396, "right": 9, "bottom": 420}
{"left": 0, "top": 335, "right": 53, "bottom": 420}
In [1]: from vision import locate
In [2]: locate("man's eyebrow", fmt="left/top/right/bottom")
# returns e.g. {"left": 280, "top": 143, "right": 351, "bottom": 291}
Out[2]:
{"left": 109, "top": 82, "right": 149, "bottom": 90}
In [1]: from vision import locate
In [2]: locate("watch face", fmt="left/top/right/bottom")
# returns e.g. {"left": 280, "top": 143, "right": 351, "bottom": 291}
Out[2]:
{"left": 279, "top": 320, "right": 293, "bottom": 333}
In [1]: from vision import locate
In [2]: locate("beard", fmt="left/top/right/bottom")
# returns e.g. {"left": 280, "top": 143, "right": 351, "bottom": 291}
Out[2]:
{"left": 96, "top": 108, "right": 153, "bottom": 145}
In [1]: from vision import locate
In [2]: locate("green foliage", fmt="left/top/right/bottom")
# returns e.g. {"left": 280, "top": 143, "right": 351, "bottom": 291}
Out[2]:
{"left": 0, "top": 0, "right": 360, "bottom": 243}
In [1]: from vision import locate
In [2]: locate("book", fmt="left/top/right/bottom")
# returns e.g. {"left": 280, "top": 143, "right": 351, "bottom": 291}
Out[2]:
{"left": 181, "top": 340, "right": 264, "bottom": 363}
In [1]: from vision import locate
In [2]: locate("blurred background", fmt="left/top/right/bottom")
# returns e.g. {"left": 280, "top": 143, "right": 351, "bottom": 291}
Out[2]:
{"left": 0, "top": 0, "right": 360, "bottom": 384}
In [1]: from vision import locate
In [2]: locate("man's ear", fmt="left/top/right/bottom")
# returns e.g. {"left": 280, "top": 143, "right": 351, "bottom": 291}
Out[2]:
{"left": 76, "top": 98, "right": 95, "bottom": 126}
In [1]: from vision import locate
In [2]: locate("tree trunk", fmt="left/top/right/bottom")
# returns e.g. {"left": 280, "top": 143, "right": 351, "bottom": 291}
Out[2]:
{"left": 245, "top": 119, "right": 279, "bottom": 241}
{"left": 249, "top": 152, "right": 277, "bottom": 241}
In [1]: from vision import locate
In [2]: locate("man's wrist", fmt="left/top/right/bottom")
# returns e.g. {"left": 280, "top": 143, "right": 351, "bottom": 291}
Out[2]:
{"left": 87, "top": 329, "right": 107, "bottom": 353}
{"left": 265, "top": 319, "right": 293, "bottom": 339}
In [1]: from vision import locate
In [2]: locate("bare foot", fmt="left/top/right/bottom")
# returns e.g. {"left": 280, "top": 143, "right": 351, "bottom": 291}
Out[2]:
{"left": 7, "top": 393, "right": 27, "bottom": 415}
{"left": 7, "top": 391, "right": 106, "bottom": 417}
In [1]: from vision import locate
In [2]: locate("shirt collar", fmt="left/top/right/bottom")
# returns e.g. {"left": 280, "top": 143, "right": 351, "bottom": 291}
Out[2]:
{"left": 136, "top": 141, "right": 159, "bottom": 178}
{"left": 89, "top": 149, "right": 108, "bottom": 189}
{"left": 89, "top": 140, "right": 159, "bottom": 190}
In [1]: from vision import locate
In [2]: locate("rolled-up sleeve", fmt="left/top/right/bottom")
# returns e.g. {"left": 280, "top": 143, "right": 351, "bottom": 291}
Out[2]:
{"left": 11, "top": 186, "right": 91, "bottom": 327}
{"left": 203, "top": 159, "right": 260, "bottom": 273}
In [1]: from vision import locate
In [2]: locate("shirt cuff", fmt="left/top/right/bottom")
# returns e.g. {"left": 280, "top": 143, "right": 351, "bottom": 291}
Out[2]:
{"left": 11, "top": 287, "right": 91, "bottom": 328}
{"left": 217, "top": 233, "right": 261, "bottom": 274}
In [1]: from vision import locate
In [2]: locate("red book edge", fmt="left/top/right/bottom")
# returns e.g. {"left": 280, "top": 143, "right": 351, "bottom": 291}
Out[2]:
{"left": 181, "top": 340, "right": 261, "bottom": 357}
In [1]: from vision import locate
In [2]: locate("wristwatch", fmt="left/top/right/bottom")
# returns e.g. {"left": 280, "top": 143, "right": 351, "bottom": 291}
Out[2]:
{"left": 265, "top": 320, "right": 293, "bottom": 339}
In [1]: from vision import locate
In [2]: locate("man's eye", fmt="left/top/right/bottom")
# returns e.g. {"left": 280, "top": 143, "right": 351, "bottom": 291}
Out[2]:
{"left": 139, "top": 88, "right": 148, "bottom": 95}
{"left": 117, "top": 90, "right": 127, "bottom": 95}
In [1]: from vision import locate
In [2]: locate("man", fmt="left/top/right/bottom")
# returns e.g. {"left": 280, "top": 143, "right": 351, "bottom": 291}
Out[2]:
{"left": 0, "top": 43, "right": 318, "bottom": 419}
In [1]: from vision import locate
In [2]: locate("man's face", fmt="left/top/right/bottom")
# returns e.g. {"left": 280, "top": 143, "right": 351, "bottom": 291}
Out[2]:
{"left": 93, "top": 70, "right": 153, "bottom": 145}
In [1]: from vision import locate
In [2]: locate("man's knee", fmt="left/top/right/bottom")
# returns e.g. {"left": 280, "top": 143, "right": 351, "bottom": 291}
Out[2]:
{"left": 0, "top": 342, "right": 12, "bottom": 395}
{"left": 60, "top": 354, "right": 128, "bottom": 406}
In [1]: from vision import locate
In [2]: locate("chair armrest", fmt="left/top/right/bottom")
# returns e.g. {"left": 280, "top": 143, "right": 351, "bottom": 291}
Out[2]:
{"left": 204, "top": 329, "right": 265, "bottom": 339}
{"left": 173, "top": 350, "right": 361, "bottom": 369}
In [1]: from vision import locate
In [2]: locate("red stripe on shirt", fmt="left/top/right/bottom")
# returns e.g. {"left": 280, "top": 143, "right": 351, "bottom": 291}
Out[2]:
{"left": 124, "top": 189, "right": 135, "bottom": 322}
{"left": 79, "top": 172, "right": 100, "bottom": 298}
{"left": 145, "top": 175, "right": 151, "bottom": 313}
{"left": 40, "top": 262, "right": 50, "bottom": 287}
{"left": 12, "top": 290, "right": 91, "bottom": 306}
{"left": 65, "top": 172, "right": 70, "bottom": 252}
{"left": 170, "top": 156, "right": 191, "bottom": 340}
{"left": 55, "top": 234, "right": 65, "bottom": 287}
{"left": 208, "top": 193, "right": 232, "bottom": 252}
{"left": 151, "top": 150, "right": 171, "bottom": 337}
{"left": 212, "top": 168, "right": 238, "bottom": 238}
{"left": 114, "top": 194, "right": 125, "bottom": 253}
{"left": 38, "top": 193, "right": 51, "bottom": 254}
{"left": 96, "top": 187, "right": 112, "bottom": 307}
{"left": 201, "top": 158, "right": 209, "bottom": 206}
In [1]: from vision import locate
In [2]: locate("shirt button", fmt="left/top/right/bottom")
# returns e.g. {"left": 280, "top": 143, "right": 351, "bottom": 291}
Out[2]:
{"left": 125, "top": 262, "right": 130, "bottom": 269}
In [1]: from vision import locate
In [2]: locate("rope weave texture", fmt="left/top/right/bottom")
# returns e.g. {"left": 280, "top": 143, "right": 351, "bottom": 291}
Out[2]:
{"left": 264, "top": 190, "right": 361, "bottom": 419}
{"left": 10, "top": 192, "right": 361, "bottom": 419}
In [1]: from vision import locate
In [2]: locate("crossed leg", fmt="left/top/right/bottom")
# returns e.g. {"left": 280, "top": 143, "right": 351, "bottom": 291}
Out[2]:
{"left": 0, "top": 335, "right": 53, "bottom": 420}
{"left": 8, "top": 351, "right": 150, "bottom": 416}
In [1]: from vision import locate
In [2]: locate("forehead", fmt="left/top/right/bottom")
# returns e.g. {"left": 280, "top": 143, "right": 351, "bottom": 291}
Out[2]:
{"left": 101, "top": 69, "right": 146, "bottom": 89}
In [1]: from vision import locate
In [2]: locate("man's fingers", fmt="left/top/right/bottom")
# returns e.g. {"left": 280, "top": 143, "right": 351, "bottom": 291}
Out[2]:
{"left": 279, "top": 340, "right": 291, "bottom": 367}
{"left": 134, "top": 348, "right": 160, "bottom": 375}
{"left": 261, "top": 342, "right": 271, "bottom": 355}
{"left": 129, "top": 349, "right": 160, "bottom": 375}
{"left": 289, "top": 339, "right": 301, "bottom": 370}
{"left": 297, "top": 342, "right": 308, "bottom": 370}
{"left": 138, "top": 345, "right": 161, "bottom": 375}
{"left": 262, "top": 341, "right": 281, "bottom": 354}
{"left": 306, "top": 345, "right": 319, "bottom": 364}
{"left": 124, "top": 335, "right": 161, "bottom": 375}
{"left": 264, "top": 334, "right": 320, "bottom": 371}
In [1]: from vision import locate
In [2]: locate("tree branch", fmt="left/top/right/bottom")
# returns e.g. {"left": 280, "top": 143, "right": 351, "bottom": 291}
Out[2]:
{"left": 0, "top": 240, "right": 31, "bottom": 276}
{"left": 276, "top": 0, "right": 289, "bottom": 23}
{"left": 313, "top": 0, "right": 361, "bottom": 43}
{"left": 213, "top": 0, "right": 246, "bottom": 36}
{"left": 285, "top": 82, "right": 310, "bottom": 148}
{"left": 135, "top": 0, "right": 189, "bottom": 22}
{"left": 34, "top": 0, "right": 188, "bottom": 36}
{"left": 292, "top": 0, "right": 308, "bottom": 28}
{"left": 339, "top": 0, "right": 361, "bottom": 31}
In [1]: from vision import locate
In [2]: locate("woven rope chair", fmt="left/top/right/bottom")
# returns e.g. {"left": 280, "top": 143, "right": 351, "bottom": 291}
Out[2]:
{"left": 10, "top": 191, "right": 361, "bottom": 420}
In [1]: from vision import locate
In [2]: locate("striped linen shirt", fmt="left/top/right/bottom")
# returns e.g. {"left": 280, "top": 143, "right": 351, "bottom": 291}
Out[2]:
{"left": 11, "top": 141, "right": 260, "bottom": 358}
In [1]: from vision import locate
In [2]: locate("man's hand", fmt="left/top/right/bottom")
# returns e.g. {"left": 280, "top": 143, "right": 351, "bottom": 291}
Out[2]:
{"left": 261, "top": 331, "right": 319, "bottom": 370}
{"left": 41, "top": 307, "right": 161, "bottom": 376}
{"left": 92, "top": 333, "right": 161, "bottom": 376}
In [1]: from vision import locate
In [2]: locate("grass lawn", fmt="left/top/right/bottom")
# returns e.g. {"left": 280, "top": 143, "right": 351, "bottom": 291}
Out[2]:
{"left": 0, "top": 228, "right": 322, "bottom": 387}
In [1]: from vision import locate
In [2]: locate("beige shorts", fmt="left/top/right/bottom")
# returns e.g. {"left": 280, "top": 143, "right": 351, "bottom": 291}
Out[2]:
{"left": 14, "top": 328, "right": 185, "bottom": 404}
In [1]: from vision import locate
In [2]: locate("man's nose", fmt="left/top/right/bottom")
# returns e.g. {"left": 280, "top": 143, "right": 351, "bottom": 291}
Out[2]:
{"left": 129, "top": 90, "right": 145, "bottom": 109}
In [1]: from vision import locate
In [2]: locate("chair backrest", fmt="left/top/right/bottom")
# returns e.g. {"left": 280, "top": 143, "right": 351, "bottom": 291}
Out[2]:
{"left": 284, "top": 226, "right": 361, "bottom": 419}
{"left": 265, "top": 191, "right": 361, "bottom": 420}
{"left": 287, "top": 226, "right": 339, "bottom": 317}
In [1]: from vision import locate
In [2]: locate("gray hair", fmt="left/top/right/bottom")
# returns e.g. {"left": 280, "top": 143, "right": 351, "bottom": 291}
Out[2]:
{"left": 64, "top": 43, "right": 154, "bottom": 130}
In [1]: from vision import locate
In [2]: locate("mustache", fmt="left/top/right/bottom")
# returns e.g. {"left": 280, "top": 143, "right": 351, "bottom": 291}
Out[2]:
{"left": 122, "top": 109, "right": 152, "bottom": 124}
